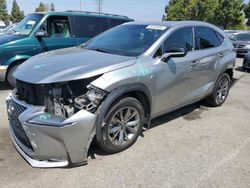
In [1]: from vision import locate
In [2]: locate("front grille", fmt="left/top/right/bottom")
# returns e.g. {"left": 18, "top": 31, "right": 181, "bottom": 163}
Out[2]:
{"left": 6, "top": 99, "right": 33, "bottom": 151}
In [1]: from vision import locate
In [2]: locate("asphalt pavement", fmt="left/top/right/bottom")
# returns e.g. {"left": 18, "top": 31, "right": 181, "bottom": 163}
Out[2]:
{"left": 0, "top": 58, "right": 249, "bottom": 188}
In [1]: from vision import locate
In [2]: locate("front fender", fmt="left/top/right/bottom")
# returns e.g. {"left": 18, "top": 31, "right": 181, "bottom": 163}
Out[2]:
{"left": 5, "top": 55, "right": 31, "bottom": 66}
{"left": 94, "top": 83, "right": 152, "bottom": 143}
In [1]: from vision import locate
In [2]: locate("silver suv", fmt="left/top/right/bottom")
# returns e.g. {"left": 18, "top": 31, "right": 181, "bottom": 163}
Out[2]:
{"left": 6, "top": 21, "right": 236, "bottom": 168}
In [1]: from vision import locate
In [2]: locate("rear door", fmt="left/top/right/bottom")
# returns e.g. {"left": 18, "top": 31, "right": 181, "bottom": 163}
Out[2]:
{"left": 191, "top": 27, "right": 224, "bottom": 95}
{"left": 35, "top": 15, "right": 77, "bottom": 53}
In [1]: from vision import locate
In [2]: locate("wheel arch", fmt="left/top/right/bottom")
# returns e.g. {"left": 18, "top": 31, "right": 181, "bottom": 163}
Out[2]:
{"left": 95, "top": 83, "right": 153, "bottom": 143}
{"left": 224, "top": 68, "right": 233, "bottom": 80}
{"left": 5, "top": 57, "right": 29, "bottom": 80}
{"left": 5, "top": 55, "right": 31, "bottom": 79}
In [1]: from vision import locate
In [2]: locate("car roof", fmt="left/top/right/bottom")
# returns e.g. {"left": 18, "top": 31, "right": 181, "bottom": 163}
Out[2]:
{"left": 125, "top": 21, "right": 219, "bottom": 28}
{"left": 124, "top": 21, "right": 226, "bottom": 37}
{"left": 32, "top": 11, "right": 133, "bottom": 21}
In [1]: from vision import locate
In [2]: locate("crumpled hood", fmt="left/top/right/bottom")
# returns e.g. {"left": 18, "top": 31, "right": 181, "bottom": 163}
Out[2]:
{"left": 0, "top": 34, "right": 24, "bottom": 46}
{"left": 14, "top": 47, "right": 136, "bottom": 84}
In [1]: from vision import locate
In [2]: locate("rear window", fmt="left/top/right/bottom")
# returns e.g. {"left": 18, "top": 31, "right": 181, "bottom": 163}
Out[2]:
{"left": 75, "top": 16, "right": 109, "bottom": 38}
{"left": 216, "top": 32, "right": 224, "bottom": 45}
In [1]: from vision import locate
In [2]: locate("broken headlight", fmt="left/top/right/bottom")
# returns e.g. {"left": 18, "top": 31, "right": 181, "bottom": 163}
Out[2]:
{"left": 27, "top": 113, "right": 66, "bottom": 127}
{"left": 74, "top": 85, "right": 107, "bottom": 114}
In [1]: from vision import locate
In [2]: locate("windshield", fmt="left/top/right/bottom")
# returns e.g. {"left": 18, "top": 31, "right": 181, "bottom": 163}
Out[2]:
{"left": 84, "top": 24, "right": 167, "bottom": 56}
{"left": 13, "top": 13, "right": 44, "bottom": 36}
{"left": 230, "top": 33, "right": 250, "bottom": 41}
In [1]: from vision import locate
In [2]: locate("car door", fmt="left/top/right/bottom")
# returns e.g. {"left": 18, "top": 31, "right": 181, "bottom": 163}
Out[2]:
{"left": 153, "top": 27, "right": 205, "bottom": 115}
{"left": 191, "top": 27, "right": 223, "bottom": 95}
{"left": 35, "top": 15, "right": 77, "bottom": 53}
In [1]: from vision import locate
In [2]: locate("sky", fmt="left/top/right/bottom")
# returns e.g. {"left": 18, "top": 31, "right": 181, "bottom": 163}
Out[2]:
{"left": 5, "top": 0, "right": 169, "bottom": 21}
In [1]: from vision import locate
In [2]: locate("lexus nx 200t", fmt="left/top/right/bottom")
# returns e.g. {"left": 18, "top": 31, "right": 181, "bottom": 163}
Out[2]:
{"left": 6, "top": 21, "right": 235, "bottom": 168}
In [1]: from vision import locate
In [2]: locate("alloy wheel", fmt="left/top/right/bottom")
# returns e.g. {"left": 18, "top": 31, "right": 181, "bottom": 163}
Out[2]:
{"left": 216, "top": 77, "right": 229, "bottom": 105}
{"left": 108, "top": 107, "right": 140, "bottom": 146}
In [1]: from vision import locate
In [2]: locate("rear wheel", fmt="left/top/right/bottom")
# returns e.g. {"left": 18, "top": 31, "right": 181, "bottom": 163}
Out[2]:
{"left": 205, "top": 73, "right": 231, "bottom": 107}
{"left": 97, "top": 97, "right": 145, "bottom": 153}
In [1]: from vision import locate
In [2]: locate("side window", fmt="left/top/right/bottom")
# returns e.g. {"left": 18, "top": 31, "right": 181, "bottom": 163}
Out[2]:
{"left": 195, "top": 27, "right": 220, "bottom": 49}
{"left": 215, "top": 32, "right": 224, "bottom": 45}
{"left": 154, "top": 28, "right": 193, "bottom": 58}
{"left": 40, "top": 16, "right": 71, "bottom": 38}
{"left": 109, "top": 18, "right": 128, "bottom": 28}
{"left": 155, "top": 27, "right": 193, "bottom": 57}
{"left": 75, "top": 16, "right": 109, "bottom": 38}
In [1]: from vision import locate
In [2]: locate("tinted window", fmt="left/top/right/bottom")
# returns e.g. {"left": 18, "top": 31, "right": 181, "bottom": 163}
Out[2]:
{"left": 216, "top": 32, "right": 224, "bottom": 45}
{"left": 195, "top": 27, "right": 220, "bottom": 49}
{"left": 162, "top": 27, "right": 193, "bottom": 54}
{"left": 75, "top": 16, "right": 109, "bottom": 38}
{"left": 110, "top": 18, "right": 128, "bottom": 28}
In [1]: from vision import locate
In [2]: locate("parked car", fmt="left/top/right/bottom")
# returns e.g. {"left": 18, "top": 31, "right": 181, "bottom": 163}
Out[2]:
{"left": 0, "top": 11, "right": 133, "bottom": 87}
{"left": 0, "top": 23, "right": 18, "bottom": 35}
{"left": 242, "top": 53, "right": 250, "bottom": 70}
{"left": 0, "top": 20, "right": 6, "bottom": 33}
{"left": 230, "top": 32, "right": 250, "bottom": 56}
{"left": 7, "top": 21, "right": 235, "bottom": 168}
{"left": 224, "top": 30, "right": 247, "bottom": 38}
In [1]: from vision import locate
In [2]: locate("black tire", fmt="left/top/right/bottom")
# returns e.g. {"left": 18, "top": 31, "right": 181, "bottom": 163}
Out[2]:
{"left": 6, "top": 64, "right": 19, "bottom": 88}
{"left": 205, "top": 73, "right": 231, "bottom": 107}
{"left": 97, "top": 97, "right": 145, "bottom": 153}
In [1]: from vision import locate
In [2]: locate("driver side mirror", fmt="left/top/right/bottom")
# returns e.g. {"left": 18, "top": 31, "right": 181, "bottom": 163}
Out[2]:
{"left": 35, "top": 30, "right": 49, "bottom": 38}
{"left": 161, "top": 46, "right": 187, "bottom": 62}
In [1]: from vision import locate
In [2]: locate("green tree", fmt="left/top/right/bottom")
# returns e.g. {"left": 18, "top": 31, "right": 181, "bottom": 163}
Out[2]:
{"left": 244, "top": 1, "right": 250, "bottom": 26}
{"left": 0, "top": 0, "right": 9, "bottom": 21}
{"left": 35, "top": 2, "right": 46, "bottom": 12}
{"left": 163, "top": 0, "right": 245, "bottom": 29}
{"left": 11, "top": 0, "right": 24, "bottom": 22}
{"left": 214, "top": 0, "right": 245, "bottom": 29}
{"left": 163, "top": 0, "right": 217, "bottom": 22}
{"left": 51, "top": 3, "right": 55, "bottom": 11}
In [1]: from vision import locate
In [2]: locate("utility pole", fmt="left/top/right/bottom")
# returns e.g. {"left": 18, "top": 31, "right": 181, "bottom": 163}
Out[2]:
{"left": 98, "top": 0, "right": 102, "bottom": 13}
{"left": 80, "top": 0, "right": 83, "bottom": 11}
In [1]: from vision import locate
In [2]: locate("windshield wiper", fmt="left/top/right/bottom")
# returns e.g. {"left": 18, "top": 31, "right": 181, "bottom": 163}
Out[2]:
{"left": 89, "top": 48, "right": 112, "bottom": 54}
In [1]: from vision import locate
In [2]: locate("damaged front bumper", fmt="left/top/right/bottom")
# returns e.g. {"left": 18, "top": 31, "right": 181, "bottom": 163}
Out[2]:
{"left": 6, "top": 91, "right": 97, "bottom": 168}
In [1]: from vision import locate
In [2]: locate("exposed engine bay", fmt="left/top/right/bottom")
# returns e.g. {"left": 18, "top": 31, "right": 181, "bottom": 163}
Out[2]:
{"left": 15, "top": 77, "right": 107, "bottom": 118}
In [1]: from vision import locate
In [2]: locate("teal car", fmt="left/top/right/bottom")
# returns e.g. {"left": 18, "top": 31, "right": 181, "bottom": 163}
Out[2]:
{"left": 0, "top": 11, "right": 133, "bottom": 87}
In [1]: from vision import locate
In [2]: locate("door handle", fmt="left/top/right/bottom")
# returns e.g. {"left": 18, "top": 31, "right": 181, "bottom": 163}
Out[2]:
{"left": 217, "top": 53, "right": 224, "bottom": 57}
{"left": 191, "top": 60, "right": 200, "bottom": 66}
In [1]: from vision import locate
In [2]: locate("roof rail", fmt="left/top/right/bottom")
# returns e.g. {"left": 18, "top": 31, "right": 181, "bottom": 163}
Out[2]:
{"left": 65, "top": 10, "right": 129, "bottom": 19}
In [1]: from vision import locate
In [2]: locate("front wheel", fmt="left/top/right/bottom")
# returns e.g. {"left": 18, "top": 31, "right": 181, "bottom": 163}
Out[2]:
{"left": 205, "top": 73, "right": 231, "bottom": 107}
{"left": 97, "top": 97, "right": 145, "bottom": 153}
